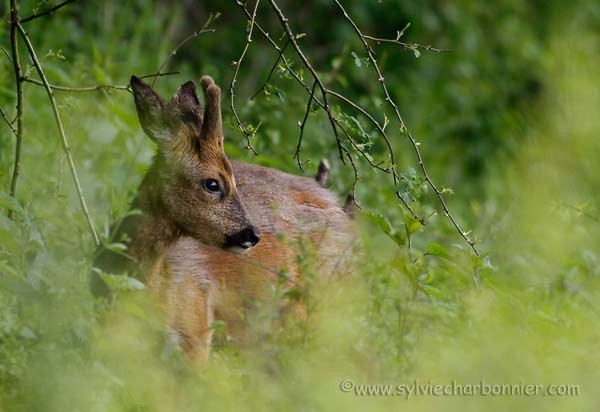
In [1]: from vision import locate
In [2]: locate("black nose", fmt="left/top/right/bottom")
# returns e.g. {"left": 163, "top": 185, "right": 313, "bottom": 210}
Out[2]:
{"left": 226, "top": 226, "right": 260, "bottom": 249}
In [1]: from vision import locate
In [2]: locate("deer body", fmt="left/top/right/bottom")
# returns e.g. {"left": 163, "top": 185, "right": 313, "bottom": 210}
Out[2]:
{"left": 93, "top": 76, "right": 353, "bottom": 360}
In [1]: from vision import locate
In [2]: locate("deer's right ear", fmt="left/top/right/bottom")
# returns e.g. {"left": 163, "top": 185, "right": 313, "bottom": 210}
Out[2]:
{"left": 130, "top": 76, "right": 168, "bottom": 142}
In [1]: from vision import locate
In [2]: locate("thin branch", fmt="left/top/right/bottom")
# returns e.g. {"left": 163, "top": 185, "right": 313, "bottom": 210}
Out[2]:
{"left": 298, "top": 85, "right": 420, "bottom": 218}
{"left": 152, "top": 28, "right": 216, "bottom": 87}
{"left": 237, "top": 0, "right": 421, "bottom": 222}
{"left": 334, "top": 117, "right": 387, "bottom": 173}
{"left": 17, "top": 21, "right": 100, "bottom": 246}
{"left": 268, "top": 0, "right": 344, "bottom": 164}
{"left": 333, "top": 0, "right": 479, "bottom": 255}
{"left": 229, "top": 0, "right": 260, "bottom": 155}
{"left": 8, "top": 0, "right": 24, "bottom": 218}
{"left": 294, "top": 80, "right": 317, "bottom": 172}
{"left": 324, "top": 89, "right": 420, "bottom": 217}
{"left": 0, "top": 106, "right": 17, "bottom": 136}
{"left": 139, "top": 71, "right": 179, "bottom": 80}
{"left": 23, "top": 77, "right": 129, "bottom": 92}
{"left": 250, "top": 38, "right": 289, "bottom": 100}
{"left": 344, "top": 151, "right": 360, "bottom": 209}
{"left": 325, "top": 89, "right": 394, "bottom": 173}
{"left": 563, "top": 203, "right": 600, "bottom": 223}
{"left": 20, "top": 0, "right": 77, "bottom": 23}
{"left": 22, "top": 71, "right": 178, "bottom": 93}
{"left": 0, "top": 46, "right": 12, "bottom": 63}
{"left": 363, "top": 34, "right": 449, "bottom": 53}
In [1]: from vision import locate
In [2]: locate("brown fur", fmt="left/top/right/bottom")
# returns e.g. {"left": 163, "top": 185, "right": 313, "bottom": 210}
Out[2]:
{"left": 93, "top": 75, "right": 354, "bottom": 360}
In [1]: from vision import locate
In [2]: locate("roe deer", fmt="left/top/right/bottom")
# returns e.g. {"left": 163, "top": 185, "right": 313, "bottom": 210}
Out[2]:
{"left": 93, "top": 75, "right": 355, "bottom": 360}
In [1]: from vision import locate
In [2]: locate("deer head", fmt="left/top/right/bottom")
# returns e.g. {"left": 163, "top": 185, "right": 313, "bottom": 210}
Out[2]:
{"left": 130, "top": 75, "right": 260, "bottom": 252}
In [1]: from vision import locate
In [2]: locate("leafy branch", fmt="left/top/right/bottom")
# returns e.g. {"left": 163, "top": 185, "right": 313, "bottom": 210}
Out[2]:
{"left": 230, "top": 0, "right": 260, "bottom": 154}
{"left": 16, "top": 20, "right": 100, "bottom": 246}
{"left": 333, "top": 0, "right": 478, "bottom": 255}
{"left": 235, "top": 0, "right": 479, "bottom": 254}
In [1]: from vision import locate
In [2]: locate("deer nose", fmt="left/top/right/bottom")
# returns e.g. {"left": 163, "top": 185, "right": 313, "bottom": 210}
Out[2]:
{"left": 227, "top": 226, "right": 260, "bottom": 249}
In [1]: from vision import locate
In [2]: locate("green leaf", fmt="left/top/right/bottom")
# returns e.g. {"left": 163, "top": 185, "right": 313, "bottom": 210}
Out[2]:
{"left": 363, "top": 210, "right": 406, "bottom": 247}
{"left": 0, "top": 191, "right": 24, "bottom": 216}
{"left": 275, "top": 89, "right": 286, "bottom": 103}
{"left": 210, "top": 320, "right": 227, "bottom": 331}
{"left": 351, "top": 51, "right": 362, "bottom": 68}
{"left": 426, "top": 242, "right": 450, "bottom": 258}
{"left": 404, "top": 213, "right": 423, "bottom": 235}
{"left": 98, "top": 272, "right": 145, "bottom": 292}
{"left": 419, "top": 283, "right": 444, "bottom": 299}
{"left": 363, "top": 210, "right": 393, "bottom": 236}
{"left": 284, "top": 288, "right": 303, "bottom": 301}
{"left": 105, "top": 242, "right": 128, "bottom": 253}
{"left": 20, "top": 326, "right": 38, "bottom": 340}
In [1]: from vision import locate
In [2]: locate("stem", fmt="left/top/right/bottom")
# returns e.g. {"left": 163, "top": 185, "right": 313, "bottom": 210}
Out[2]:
{"left": 8, "top": 0, "right": 24, "bottom": 219}
{"left": 20, "top": 0, "right": 77, "bottom": 23}
{"left": 294, "top": 80, "right": 317, "bottom": 172}
{"left": 0, "top": 106, "right": 17, "bottom": 136}
{"left": 267, "top": 0, "right": 345, "bottom": 164}
{"left": 152, "top": 28, "right": 215, "bottom": 87}
{"left": 250, "top": 38, "right": 289, "bottom": 100}
{"left": 22, "top": 71, "right": 178, "bottom": 93}
{"left": 23, "top": 77, "right": 129, "bottom": 92}
{"left": 229, "top": 0, "right": 260, "bottom": 154}
{"left": 333, "top": 0, "right": 479, "bottom": 255}
{"left": 17, "top": 22, "right": 100, "bottom": 247}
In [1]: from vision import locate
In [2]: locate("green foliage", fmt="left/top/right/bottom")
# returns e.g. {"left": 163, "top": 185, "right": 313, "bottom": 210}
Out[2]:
{"left": 1, "top": 0, "right": 600, "bottom": 411}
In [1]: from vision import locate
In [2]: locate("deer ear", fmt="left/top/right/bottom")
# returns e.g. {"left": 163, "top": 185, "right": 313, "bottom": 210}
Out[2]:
{"left": 130, "top": 76, "right": 168, "bottom": 142}
{"left": 171, "top": 81, "right": 202, "bottom": 127}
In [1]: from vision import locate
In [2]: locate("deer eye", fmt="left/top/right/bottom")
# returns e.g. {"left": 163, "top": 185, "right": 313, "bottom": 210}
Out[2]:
{"left": 203, "top": 179, "right": 220, "bottom": 194}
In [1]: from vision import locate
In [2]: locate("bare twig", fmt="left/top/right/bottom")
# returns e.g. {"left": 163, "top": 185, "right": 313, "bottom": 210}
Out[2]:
{"left": 294, "top": 80, "right": 317, "bottom": 171}
{"left": 23, "top": 77, "right": 130, "bottom": 92}
{"left": 268, "top": 0, "right": 345, "bottom": 164}
{"left": 236, "top": 0, "right": 421, "bottom": 223}
{"left": 563, "top": 203, "right": 600, "bottom": 223}
{"left": 8, "top": 0, "right": 24, "bottom": 218}
{"left": 230, "top": 0, "right": 260, "bottom": 155}
{"left": 20, "top": 0, "right": 77, "bottom": 23}
{"left": 250, "top": 38, "right": 290, "bottom": 100}
{"left": 345, "top": 151, "right": 360, "bottom": 209}
{"left": 0, "top": 106, "right": 17, "bottom": 136}
{"left": 22, "top": 71, "right": 178, "bottom": 93}
{"left": 0, "top": 46, "right": 12, "bottom": 63}
{"left": 139, "top": 71, "right": 180, "bottom": 80}
{"left": 17, "top": 22, "right": 100, "bottom": 246}
{"left": 363, "top": 34, "right": 449, "bottom": 53}
{"left": 152, "top": 28, "right": 216, "bottom": 87}
{"left": 333, "top": 0, "right": 479, "bottom": 255}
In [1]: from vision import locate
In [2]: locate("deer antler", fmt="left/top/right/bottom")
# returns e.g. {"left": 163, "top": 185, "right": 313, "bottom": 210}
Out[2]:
{"left": 200, "top": 75, "right": 222, "bottom": 141}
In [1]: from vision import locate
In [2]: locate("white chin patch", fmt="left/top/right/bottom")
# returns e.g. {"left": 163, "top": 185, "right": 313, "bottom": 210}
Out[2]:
{"left": 227, "top": 246, "right": 250, "bottom": 255}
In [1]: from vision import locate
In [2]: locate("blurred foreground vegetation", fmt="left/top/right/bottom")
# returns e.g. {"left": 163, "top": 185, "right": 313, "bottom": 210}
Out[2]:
{"left": 1, "top": 1, "right": 600, "bottom": 410}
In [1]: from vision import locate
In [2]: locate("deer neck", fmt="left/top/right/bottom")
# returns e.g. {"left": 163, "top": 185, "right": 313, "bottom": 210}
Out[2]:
{"left": 129, "top": 161, "right": 181, "bottom": 261}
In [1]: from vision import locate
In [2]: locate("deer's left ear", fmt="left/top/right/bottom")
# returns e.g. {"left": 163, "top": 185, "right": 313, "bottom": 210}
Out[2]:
{"left": 172, "top": 81, "right": 202, "bottom": 127}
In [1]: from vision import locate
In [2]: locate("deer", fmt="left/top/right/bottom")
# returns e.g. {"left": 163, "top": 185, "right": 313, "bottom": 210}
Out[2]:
{"left": 92, "top": 75, "right": 355, "bottom": 360}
